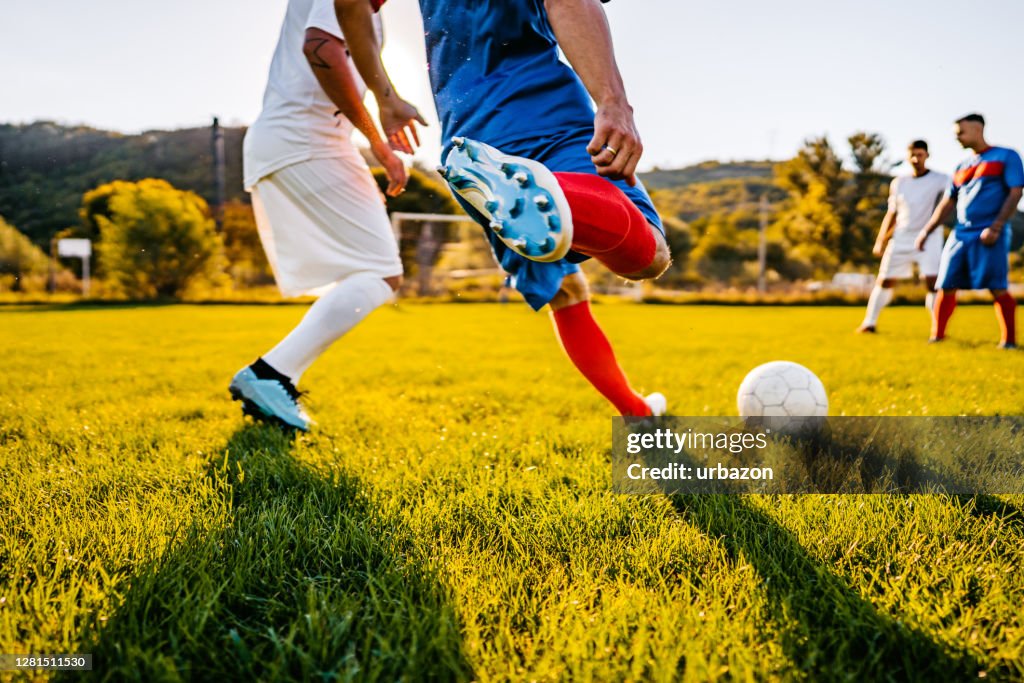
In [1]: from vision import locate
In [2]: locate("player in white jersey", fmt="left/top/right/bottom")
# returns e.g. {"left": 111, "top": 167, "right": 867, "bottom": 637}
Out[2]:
{"left": 858, "top": 140, "right": 949, "bottom": 333}
{"left": 229, "top": 0, "right": 424, "bottom": 430}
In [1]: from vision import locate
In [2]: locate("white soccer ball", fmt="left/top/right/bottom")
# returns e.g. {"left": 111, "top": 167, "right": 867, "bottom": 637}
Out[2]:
{"left": 737, "top": 361, "right": 828, "bottom": 433}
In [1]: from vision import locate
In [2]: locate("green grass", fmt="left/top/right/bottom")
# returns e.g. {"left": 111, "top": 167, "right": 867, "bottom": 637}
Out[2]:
{"left": 2, "top": 303, "right": 1023, "bottom": 682}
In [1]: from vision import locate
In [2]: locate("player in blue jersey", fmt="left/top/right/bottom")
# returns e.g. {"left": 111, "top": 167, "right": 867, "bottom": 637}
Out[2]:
{"left": 335, "top": 0, "right": 670, "bottom": 416}
{"left": 915, "top": 114, "right": 1023, "bottom": 348}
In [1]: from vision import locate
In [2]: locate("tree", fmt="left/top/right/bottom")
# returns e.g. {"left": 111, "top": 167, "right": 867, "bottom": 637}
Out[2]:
{"left": 220, "top": 200, "right": 274, "bottom": 287}
{"left": 773, "top": 133, "right": 890, "bottom": 272}
{"left": 0, "top": 215, "right": 52, "bottom": 291}
{"left": 82, "top": 179, "right": 224, "bottom": 298}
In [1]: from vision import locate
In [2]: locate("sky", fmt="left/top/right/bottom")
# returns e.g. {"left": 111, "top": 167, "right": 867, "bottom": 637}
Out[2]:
{"left": 2, "top": 0, "right": 1024, "bottom": 177}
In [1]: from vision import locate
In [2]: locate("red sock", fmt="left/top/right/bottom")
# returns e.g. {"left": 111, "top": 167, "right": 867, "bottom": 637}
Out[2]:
{"left": 551, "top": 300, "right": 650, "bottom": 416}
{"left": 994, "top": 293, "right": 1017, "bottom": 345}
{"left": 553, "top": 172, "right": 657, "bottom": 275}
{"left": 933, "top": 290, "right": 957, "bottom": 340}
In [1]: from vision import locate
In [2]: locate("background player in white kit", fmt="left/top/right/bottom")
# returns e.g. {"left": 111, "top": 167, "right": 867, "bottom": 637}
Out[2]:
{"left": 229, "top": 0, "right": 424, "bottom": 430}
{"left": 858, "top": 140, "right": 949, "bottom": 333}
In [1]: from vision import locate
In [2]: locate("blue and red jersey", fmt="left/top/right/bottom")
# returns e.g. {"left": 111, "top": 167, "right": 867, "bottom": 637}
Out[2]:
{"left": 947, "top": 146, "right": 1024, "bottom": 232}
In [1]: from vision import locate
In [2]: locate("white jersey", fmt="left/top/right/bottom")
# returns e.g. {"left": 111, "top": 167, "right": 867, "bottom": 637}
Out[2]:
{"left": 887, "top": 170, "right": 949, "bottom": 250}
{"left": 243, "top": 0, "right": 378, "bottom": 189}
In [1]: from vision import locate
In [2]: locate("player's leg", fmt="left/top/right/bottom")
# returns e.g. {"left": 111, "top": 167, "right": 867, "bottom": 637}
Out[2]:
{"left": 858, "top": 278, "right": 896, "bottom": 333}
{"left": 976, "top": 231, "right": 1017, "bottom": 348}
{"left": 261, "top": 272, "right": 399, "bottom": 382}
{"left": 231, "top": 158, "right": 403, "bottom": 430}
{"left": 932, "top": 289, "right": 958, "bottom": 342}
{"left": 439, "top": 138, "right": 668, "bottom": 279}
{"left": 931, "top": 233, "right": 966, "bottom": 342}
{"left": 923, "top": 276, "right": 938, "bottom": 314}
{"left": 990, "top": 288, "right": 1017, "bottom": 348}
{"left": 549, "top": 271, "right": 664, "bottom": 417}
{"left": 551, "top": 172, "right": 669, "bottom": 279}
{"left": 919, "top": 230, "right": 944, "bottom": 316}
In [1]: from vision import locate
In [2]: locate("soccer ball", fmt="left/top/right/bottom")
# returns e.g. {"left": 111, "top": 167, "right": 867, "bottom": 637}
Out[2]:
{"left": 737, "top": 361, "right": 828, "bottom": 433}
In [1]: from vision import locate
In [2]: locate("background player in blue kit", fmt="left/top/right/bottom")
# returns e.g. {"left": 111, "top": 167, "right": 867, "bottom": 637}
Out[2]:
{"left": 915, "top": 114, "right": 1024, "bottom": 348}
{"left": 335, "top": 0, "right": 671, "bottom": 416}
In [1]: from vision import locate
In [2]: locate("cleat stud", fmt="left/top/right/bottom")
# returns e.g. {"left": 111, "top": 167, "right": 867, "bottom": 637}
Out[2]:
{"left": 547, "top": 215, "right": 561, "bottom": 232}
{"left": 542, "top": 237, "right": 557, "bottom": 252}
{"left": 534, "top": 195, "right": 550, "bottom": 210}
{"left": 436, "top": 165, "right": 448, "bottom": 179}
{"left": 489, "top": 220, "right": 504, "bottom": 233}
{"left": 452, "top": 136, "right": 466, "bottom": 148}
{"left": 500, "top": 163, "right": 516, "bottom": 178}
{"left": 485, "top": 200, "right": 500, "bottom": 213}
{"left": 509, "top": 198, "right": 525, "bottom": 218}
{"left": 513, "top": 172, "right": 529, "bottom": 186}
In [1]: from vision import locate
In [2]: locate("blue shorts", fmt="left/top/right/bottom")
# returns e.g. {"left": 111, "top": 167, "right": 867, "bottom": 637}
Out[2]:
{"left": 936, "top": 227, "right": 1010, "bottom": 290}
{"left": 450, "top": 128, "right": 664, "bottom": 310}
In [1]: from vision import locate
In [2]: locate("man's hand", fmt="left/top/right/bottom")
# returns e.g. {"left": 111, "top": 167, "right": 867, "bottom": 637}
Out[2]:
{"left": 980, "top": 224, "right": 1003, "bottom": 246}
{"left": 587, "top": 100, "right": 641, "bottom": 187}
{"left": 872, "top": 239, "right": 886, "bottom": 258}
{"left": 914, "top": 228, "right": 932, "bottom": 251}
{"left": 371, "top": 139, "right": 407, "bottom": 197}
{"left": 379, "top": 96, "right": 427, "bottom": 155}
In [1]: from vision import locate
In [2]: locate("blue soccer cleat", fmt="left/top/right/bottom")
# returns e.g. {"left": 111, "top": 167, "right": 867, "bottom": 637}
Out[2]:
{"left": 438, "top": 136, "right": 573, "bottom": 262}
{"left": 229, "top": 366, "right": 311, "bottom": 432}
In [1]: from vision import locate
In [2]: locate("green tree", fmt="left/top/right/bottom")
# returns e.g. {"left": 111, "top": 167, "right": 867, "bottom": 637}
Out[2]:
{"left": 843, "top": 132, "right": 890, "bottom": 265}
{"left": 773, "top": 133, "right": 890, "bottom": 272}
{"left": 82, "top": 179, "right": 224, "bottom": 298}
{"left": 220, "top": 199, "right": 274, "bottom": 287}
{"left": 0, "top": 215, "right": 52, "bottom": 291}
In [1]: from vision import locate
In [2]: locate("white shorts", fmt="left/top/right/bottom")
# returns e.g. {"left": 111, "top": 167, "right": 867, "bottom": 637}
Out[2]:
{"left": 877, "top": 231, "right": 943, "bottom": 280}
{"left": 249, "top": 155, "right": 403, "bottom": 297}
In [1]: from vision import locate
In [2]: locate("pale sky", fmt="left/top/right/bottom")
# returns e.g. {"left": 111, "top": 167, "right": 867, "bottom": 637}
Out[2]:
{"left": 2, "top": 0, "right": 1023, "bottom": 177}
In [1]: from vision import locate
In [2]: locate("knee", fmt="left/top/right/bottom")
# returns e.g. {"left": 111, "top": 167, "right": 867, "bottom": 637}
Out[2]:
{"left": 383, "top": 274, "right": 403, "bottom": 292}
{"left": 623, "top": 233, "right": 671, "bottom": 281}
{"left": 549, "top": 272, "right": 589, "bottom": 310}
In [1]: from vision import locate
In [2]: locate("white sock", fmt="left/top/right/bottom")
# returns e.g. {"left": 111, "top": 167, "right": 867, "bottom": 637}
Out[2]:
{"left": 263, "top": 273, "right": 394, "bottom": 381}
{"left": 863, "top": 285, "right": 893, "bottom": 327}
{"left": 925, "top": 290, "right": 936, "bottom": 314}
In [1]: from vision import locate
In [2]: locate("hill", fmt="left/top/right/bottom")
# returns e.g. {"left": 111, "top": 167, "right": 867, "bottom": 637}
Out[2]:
{"left": 0, "top": 121, "right": 246, "bottom": 246}
{"left": 640, "top": 160, "right": 776, "bottom": 191}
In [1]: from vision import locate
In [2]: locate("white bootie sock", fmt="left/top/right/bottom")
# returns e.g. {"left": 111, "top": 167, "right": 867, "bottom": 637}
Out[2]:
{"left": 925, "top": 290, "right": 936, "bottom": 315}
{"left": 264, "top": 273, "right": 394, "bottom": 381}
{"left": 863, "top": 285, "right": 894, "bottom": 327}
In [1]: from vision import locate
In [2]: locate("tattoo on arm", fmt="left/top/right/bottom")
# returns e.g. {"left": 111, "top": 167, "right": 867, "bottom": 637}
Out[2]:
{"left": 304, "top": 38, "right": 331, "bottom": 69}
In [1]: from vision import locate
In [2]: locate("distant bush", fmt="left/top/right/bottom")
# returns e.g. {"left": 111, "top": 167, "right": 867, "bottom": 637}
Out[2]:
{"left": 82, "top": 179, "right": 226, "bottom": 298}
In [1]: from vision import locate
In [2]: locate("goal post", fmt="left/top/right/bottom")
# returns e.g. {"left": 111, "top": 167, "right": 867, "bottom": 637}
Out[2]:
{"left": 389, "top": 212, "right": 506, "bottom": 297}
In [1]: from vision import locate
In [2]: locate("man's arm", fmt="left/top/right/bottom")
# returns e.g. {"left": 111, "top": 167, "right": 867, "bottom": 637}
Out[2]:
{"left": 980, "top": 187, "right": 1023, "bottom": 246}
{"left": 543, "top": 0, "right": 640, "bottom": 186}
{"left": 873, "top": 209, "right": 897, "bottom": 257}
{"left": 914, "top": 195, "right": 956, "bottom": 251}
{"left": 303, "top": 27, "right": 406, "bottom": 196}
{"left": 333, "top": 0, "right": 425, "bottom": 154}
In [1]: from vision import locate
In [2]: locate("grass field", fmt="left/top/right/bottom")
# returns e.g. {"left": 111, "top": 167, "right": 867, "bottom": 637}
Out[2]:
{"left": 2, "top": 302, "right": 1023, "bottom": 682}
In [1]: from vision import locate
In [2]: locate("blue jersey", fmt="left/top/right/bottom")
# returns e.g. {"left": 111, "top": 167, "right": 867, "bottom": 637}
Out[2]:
{"left": 415, "top": 0, "right": 606, "bottom": 150}
{"left": 376, "top": 0, "right": 662, "bottom": 309}
{"left": 947, "top": 146, "right": 1024, "bottom": 232}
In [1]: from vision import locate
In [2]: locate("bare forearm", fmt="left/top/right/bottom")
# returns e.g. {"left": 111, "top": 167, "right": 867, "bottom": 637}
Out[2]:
{"left": 923, "top": 197, "right": 955, "bottom": 234}
{"left": 877, "top": 211, "right": 896, "bottom": 244}
{"left": 304, "top": 29, "right": 383, "bottom": 145}
{"left": 333, "top": 0, "right": 395, "bottom": 103}
{"left": 544, "top": 0, "right": 627, "bottom": 107}
{"left": 991, "top": 188, "right": 1023, "bottom": 231}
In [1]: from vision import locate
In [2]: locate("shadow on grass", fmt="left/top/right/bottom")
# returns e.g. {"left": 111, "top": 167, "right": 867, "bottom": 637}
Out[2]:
{"left": 671, "top": 494, "right": 993, "bottom": 680}
{"left": 67, "top": 425, "right": 472, "bottom": 682}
